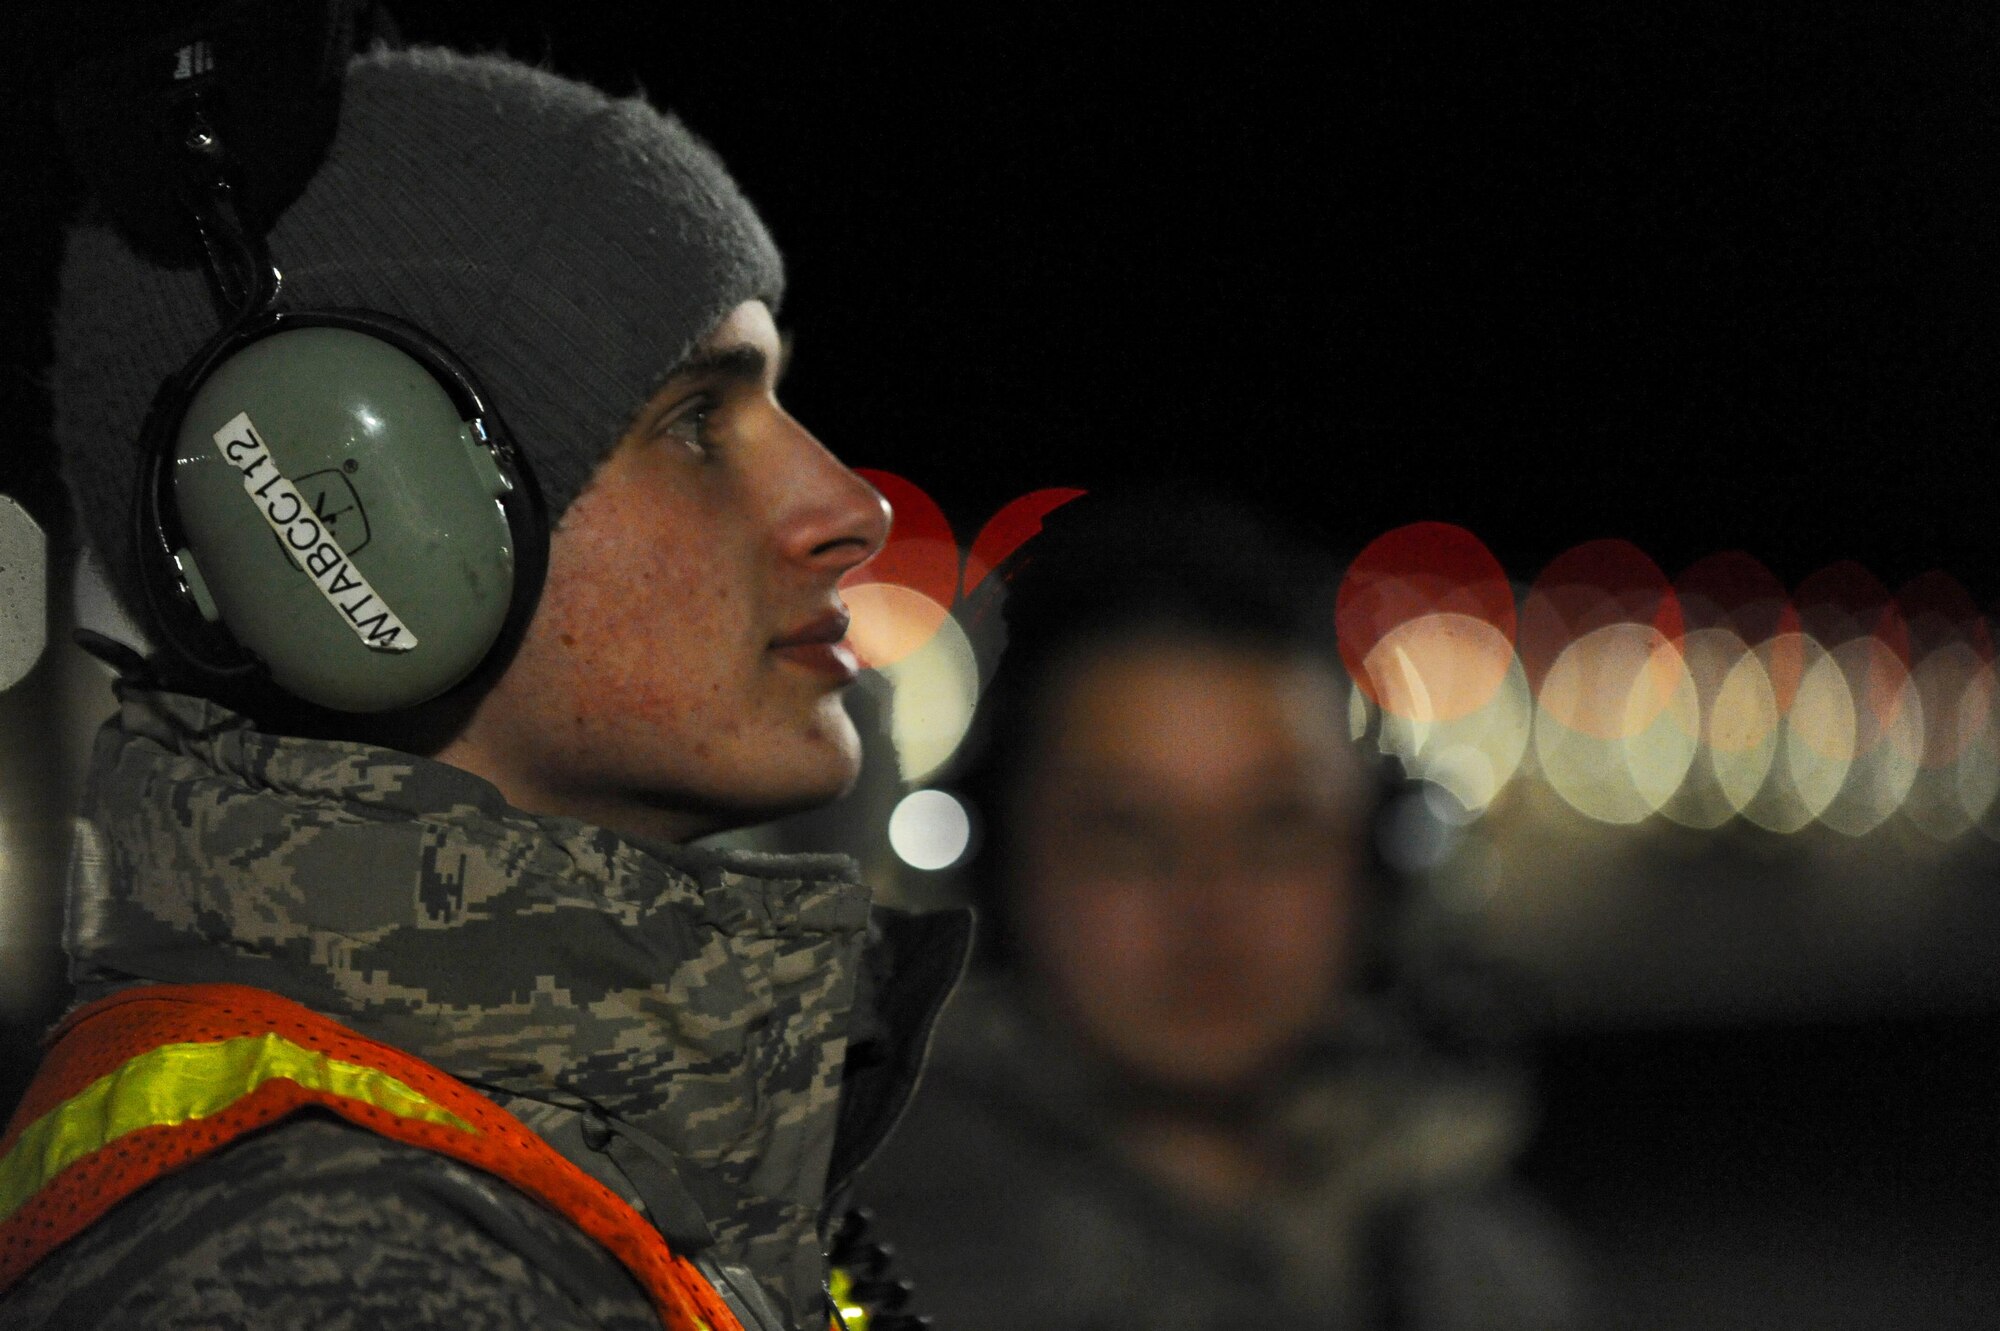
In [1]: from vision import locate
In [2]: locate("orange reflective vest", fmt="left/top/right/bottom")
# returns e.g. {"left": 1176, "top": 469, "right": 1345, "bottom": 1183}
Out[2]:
{"left": 0, "top": 982, "right": 743, "bottom": 1331}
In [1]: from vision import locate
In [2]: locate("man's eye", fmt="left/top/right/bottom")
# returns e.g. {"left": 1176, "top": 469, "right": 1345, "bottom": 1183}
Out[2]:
{"left": 655, "top": 396, "right": 718, "bottom": 456}
{"left": 1059, "top": 807, "right": 1176, "bottom": 879}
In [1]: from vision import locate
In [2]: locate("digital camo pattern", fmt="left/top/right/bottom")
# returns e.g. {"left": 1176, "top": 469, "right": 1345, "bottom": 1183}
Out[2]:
{"left": 60, "top": 685, "right": 880, "bottom": 1327}
{"left": 0, "top": 1115, "right": 665, "bottom": 1330}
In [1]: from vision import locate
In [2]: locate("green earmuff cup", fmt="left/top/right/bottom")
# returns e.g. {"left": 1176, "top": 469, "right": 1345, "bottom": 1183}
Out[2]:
{"left": 139, "top": 310, "right": 546, "bottom": 713}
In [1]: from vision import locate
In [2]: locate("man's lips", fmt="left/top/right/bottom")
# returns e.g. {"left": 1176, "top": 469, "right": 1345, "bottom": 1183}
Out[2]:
{"left": 770, "top": 611, "right": 859, "bottom": 680}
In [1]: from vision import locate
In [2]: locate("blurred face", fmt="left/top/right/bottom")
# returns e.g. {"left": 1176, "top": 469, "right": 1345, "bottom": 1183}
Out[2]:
{"left": 437, "top": 301, "right": 890, "bottom": 842}
{"left": 1014, "top": 636, "right": 1367, "bottom": 1097}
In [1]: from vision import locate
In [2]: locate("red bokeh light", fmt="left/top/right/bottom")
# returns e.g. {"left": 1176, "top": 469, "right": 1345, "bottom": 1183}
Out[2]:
{"left": 845, "top": 469, "right": 959, "bottom": 611}
{"left": 1518, "top": 539, "right": 1682, "bottom": 694}
{"left": 962, "top": 488, "right": 1087, "bottom": 598}
{"left": 1337, "top": 522, "right": 1514, "bottom": 716}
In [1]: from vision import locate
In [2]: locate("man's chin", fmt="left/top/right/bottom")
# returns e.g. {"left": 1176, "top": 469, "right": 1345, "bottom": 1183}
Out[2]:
{"left": 715, "top": 744, "right": 865, "bottom": 829}
{"left": 804, "top": 708, "right": 866, "bottom": 795}
{"left": 1112, "top": 1030, "right": 1303, "bottom": 1107}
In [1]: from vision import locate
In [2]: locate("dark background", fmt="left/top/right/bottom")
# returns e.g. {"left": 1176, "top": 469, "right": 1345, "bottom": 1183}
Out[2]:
{"left": 9, "top": 5, "right": 2000, "bottom": 594}
{"left": 390, "top": 4, "right": 2000, "bottom": 597}
{"left": 6, "top": 5, "right": 2000, "bottom": 1326}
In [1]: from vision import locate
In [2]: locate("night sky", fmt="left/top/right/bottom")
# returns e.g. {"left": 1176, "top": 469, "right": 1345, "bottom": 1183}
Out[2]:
{"left": 385, "top": 5, "right": 2000, "bottom": 601}
{"left": 7, "top": 6, "right": 1998, "bottom": 600}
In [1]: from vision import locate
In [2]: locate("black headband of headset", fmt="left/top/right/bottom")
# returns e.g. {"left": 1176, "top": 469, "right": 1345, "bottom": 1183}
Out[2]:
{"left": 89, "top": 4, "right": 551, "bottom": 729}
{"left": 54, "top": 2, "right": 366, "bottom": 270}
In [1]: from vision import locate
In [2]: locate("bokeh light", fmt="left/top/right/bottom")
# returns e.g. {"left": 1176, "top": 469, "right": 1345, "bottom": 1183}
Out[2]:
{"left": 1675, "top": 551, "right": 1795, "bottom": 647}
{"left": 1519, "top": 540, "right": 1683, "bottom": 696}
{"left": 844, "top": 470, "right": 958, "bottom": 668}
{"left": 1736, "top": 633, "right": 1844, "bottom": 834}
{"left": 1897, "top": 571, "right": 1999, "bottom": 840}
{"left": 1659, "top": 626, "right": 1777, "bottom": 829}
{"left": 1338, "top": 523, "right": 1514, "bottom": 720}
{"left": 1903, "top": 640, "right": 1994, "bottom": 839}
{"left": 877, "top": 609, "right": 981, "bottom": 784}
{"left": 1796, "top": 561, "right": 1909, "bottom": 672}
{"left": 1363, "top": 612, "right": 1519, "bottom": 729}
{"left": 1963, "top": 709, "right": 2000, "bottom": 843}
{"left": 1371, "top": 644, "right": 1533, "bottom": 815}
{"left": 840, "top": 482, "right": 1082, "bottom": 781}
{"left": 892, "top": 496, "right": 2000, "bottom": 843}
{"left": 1377, "top": 783, "right": 1465, "bottom": 875}
{"left": 1519, "top": 543, "right": 1699, "bottom": 829}
{"left": 1817, "top": 635, "right": 1922, "bottom": 837}
{"left": 849, "top": 470, "right": 958, "bottom": 607}
{"left": 889, "top": 789, "right": 972, "bottom": 871}
{"left": 961, "top": 488, "right": 1087, "bottom": 598}
{"left": 1535, "top": 623, "right": 1699, "bottom": 824}
{"left": 844, "top": 582, "right": 953, "bottom": 672}
{"left": 1324, "top": 526, "right": 2000, "bottom": 838}
{"left": 0, "top": 496, "right": 46, "bottom": 692}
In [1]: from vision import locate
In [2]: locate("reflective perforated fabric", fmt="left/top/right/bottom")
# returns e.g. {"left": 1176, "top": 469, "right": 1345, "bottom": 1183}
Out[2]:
{"left": 0, "top": 983, "right": 741, "bottom": 1331}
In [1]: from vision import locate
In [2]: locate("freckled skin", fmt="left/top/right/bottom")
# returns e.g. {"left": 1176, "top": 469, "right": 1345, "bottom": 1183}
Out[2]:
{"left": 434, "top": 301, "right": 889, "bottom": 843}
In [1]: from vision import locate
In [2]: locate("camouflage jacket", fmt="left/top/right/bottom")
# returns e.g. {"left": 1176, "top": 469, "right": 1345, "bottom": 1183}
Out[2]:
{"left": 2, "top": 685, "right": 969, "bottom": 1329}
{"left": 858, "top": 977, "right": 1586, "bottom": 1331}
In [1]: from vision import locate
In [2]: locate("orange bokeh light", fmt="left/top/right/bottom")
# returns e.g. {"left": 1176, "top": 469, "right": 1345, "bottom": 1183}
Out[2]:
{"left": 1338, "top": 523, "right": 1514, "bottom": 719}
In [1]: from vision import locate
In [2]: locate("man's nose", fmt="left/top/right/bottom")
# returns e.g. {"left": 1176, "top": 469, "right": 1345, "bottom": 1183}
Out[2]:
{"left": 780, "top": 429, "right": 892, "bottom": 575}
{"left": 1163, "top": 837, "right": 1238, "bottom": 899}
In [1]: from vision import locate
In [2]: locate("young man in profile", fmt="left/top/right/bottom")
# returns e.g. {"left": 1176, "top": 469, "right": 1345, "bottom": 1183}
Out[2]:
{"left": 0, "top": 38, "right": 966, "bottom": 1331}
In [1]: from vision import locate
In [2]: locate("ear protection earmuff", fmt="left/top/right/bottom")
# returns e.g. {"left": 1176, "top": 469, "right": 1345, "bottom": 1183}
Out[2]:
{"left": 130, "top": 53, "right": 547, "bottom": 714}
{"left": 137, "top": 306, "right": 546, "bottom": 713}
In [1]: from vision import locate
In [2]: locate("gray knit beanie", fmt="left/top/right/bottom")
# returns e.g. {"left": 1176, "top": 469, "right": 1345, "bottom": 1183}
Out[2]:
{"left": 55, "top": 45, "right": 784, "bottom": 632}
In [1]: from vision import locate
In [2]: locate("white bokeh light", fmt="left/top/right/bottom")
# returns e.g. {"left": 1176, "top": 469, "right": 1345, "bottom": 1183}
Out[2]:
{"left": 888, "top": 789, "right": 972, "bottom": 871}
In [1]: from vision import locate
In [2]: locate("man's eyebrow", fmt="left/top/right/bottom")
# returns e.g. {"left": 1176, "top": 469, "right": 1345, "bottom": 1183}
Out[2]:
{"left": 636, "top": 332, "right": 792, "bottom": 419}
{"left": 671, "top": 342, "right": 770, "bottom": 385}
{"left": 674, "top": 331, "right": 792, "bottom": 384}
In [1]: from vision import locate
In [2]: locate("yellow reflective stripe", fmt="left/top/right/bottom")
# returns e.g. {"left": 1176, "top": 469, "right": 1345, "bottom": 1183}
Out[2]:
{"left": 0, "top": 1033, "right": 477, "bottom": 1225}
{"left": 827, "top": 1265, "right": 870, "bottom": 1331}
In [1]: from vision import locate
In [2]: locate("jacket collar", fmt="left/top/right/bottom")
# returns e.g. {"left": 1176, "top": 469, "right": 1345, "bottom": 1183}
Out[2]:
{"left": 65, "top": 684, "right": 921, "bottom": 1325}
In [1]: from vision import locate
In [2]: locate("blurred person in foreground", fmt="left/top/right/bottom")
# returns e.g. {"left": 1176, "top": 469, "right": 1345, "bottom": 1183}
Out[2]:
{"left": 0, "top": 17, "right": 967, "bottom": 1331}
{"left": 857, "top": 495, "right": 1584, "bottom": 1331}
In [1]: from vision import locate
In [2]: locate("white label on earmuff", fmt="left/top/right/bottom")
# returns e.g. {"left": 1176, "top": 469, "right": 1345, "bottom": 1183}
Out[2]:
{"left": 212, "top": 412, "right": 418, "bottom": 653}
